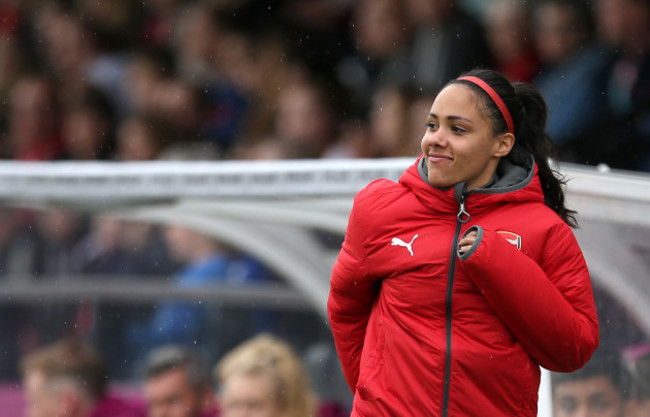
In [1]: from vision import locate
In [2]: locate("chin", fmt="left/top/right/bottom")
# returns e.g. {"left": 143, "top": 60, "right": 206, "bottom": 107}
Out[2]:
{"left": 427, "top": 175, "right": 453, "bottom": 189}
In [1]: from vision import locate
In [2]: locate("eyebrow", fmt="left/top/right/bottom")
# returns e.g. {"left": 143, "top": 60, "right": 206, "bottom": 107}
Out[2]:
{"left": 429, "top": 113, "right": 472, "bottom": 123}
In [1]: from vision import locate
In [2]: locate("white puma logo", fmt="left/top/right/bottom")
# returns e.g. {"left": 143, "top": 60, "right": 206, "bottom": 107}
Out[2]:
{"left": 391, "top": 234, "right": 419, "bottom": 256}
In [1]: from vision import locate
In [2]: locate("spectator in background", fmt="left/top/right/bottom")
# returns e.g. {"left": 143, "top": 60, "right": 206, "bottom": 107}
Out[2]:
{"left": 115, "top": 114, "right": 174, "bottom": 161}
{"left": 140, "top": 0, "right": 186, "bottom": 51}
{"left": 151, "top": 80, "right": 205, "bottom": 143}
{"left": 142, "top": 345, "right": 217, "bottom": 417}
{"left": 69, "top": 215, "right": 175, "bottom": 380}
{"left": 28, "top": 209, "right": 88, "bottom": 342}
{"left": 596, "top": 0, "right": 650, "bottom": 171}
{"left": 71, "top": 0, "right": 143, "bottom": 53}
{"left": 336, "top": 0, "right": 413, "bottom": 114}
{"left": 207, "top": 12, "right": 293, "bottom": 154}
{"left": 0, "top": 207, "right": 38, "bottom": 379}
{"left": 61, "top": 86, "right": 116, "bottom": 160}
{"left": 532, "top": 0, "right": 614, "bottom": 162}
{"left": 0, "top": 11, "right": 28, "bottom": 126}
{"left": 278, "top": 0, "right": 354, "bottom": 86}
{"left": 125, "top": 225, "right": 272, "bottom": 373}
{"left": 121, "top": 51, "right": 205, "bottom": 147}
{"left": 215, "top": 333, "right": 347, "bottom": 417}
{"left": 30, "top": 3, "right": 131, "bottom": 112}
{"left": 170, "top": 3, "right": 250, "bottom": 152}
{"left": 596, "top": 0, "right": 650, "bottom": 119}
{"left": 366, "top": 84, "right": 420, "bottom": 158}
{"left": 3, "top": 75, "right": 63, "bottom": 160}
{"left": 274, "top": 73, "right": 341, "bottom": 159}
{"left": 552, "top": 349, "right": 628, "bottom": 417}
{"left": 402, "top": 0, "right": 494, "bottom": 94}
{"left": 122, "top": 49, "right": 176, "bottom": 118}
{"left": 30, "top": 5, "right": 91, "bottom": 103}
{"left": 31, "top": 208, "right": 87, "bottom": 279}
{"left": 321, "top": 117, "right": 370, "bottom": 160}
{"left": 484, "top": 0, "right": 540, "bottom": 83}
{"left": 20, "top": 337, "right": 144, "bottom": 417}
{"left": 170, "top": 3, "right": 220, "bottom": 84}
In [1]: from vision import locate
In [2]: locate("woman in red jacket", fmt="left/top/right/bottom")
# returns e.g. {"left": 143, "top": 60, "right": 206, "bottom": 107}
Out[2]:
{"left": 328, "top": 68, "right": 599, "bottom": 416}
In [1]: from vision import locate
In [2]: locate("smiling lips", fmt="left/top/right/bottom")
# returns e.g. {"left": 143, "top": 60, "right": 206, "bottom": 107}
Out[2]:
{"left": 428, "top": 153, "right": 453, "bottom": 163}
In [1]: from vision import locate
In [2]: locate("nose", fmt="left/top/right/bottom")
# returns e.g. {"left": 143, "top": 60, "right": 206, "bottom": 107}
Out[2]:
{"left": 573, "top": 404, "right": 590, "bottom": 417}
{"left": 422, "top": 127, "right": 446, "bottom": 149}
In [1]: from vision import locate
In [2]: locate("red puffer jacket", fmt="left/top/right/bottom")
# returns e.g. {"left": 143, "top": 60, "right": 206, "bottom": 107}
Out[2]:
{"left": 328, "top": 155, "right": 599, "bottom": 417}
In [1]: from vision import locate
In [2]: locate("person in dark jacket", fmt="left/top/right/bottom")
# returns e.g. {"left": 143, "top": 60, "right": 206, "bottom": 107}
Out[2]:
{"left": 328, "top": 68, "right": 599, "bottom": 416}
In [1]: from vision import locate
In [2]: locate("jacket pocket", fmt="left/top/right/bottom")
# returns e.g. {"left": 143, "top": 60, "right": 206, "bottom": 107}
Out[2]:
{"left": 356, "top": 321, "right": 386, "bottom": 401}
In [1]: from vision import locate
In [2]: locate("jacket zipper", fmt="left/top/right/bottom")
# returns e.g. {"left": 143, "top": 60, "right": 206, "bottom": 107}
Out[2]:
{"left": 442, "top": 194, "right": 470, "bottom": 417}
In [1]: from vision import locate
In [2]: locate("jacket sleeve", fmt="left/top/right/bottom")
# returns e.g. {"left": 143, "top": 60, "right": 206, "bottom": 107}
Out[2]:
{"left": 327, "top": 192, "right": 380, "bottom": 393}
{"left": 457, "top": 223, "right": 599, "bottom": 372}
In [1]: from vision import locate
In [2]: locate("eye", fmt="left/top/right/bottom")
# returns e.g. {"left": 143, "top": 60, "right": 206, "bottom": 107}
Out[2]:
{"left": 426, "top": 122, "right": 438, "bottom": 130}
{"left": 557, "top": 397, "right": 577, "bottom": 413}
{"left": 451, "top": 125, "right": 467, "bottom": 134}
{"left": 589, "top": 397, "right": 613, "bottom": 411}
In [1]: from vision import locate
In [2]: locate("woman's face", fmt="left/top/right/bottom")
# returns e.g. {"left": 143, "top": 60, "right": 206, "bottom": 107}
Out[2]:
{"left": 220, "top": 373, "right": 280, "bottom": 417}
{"left": 420, "top": 83, "right": 510, "bottom": 190}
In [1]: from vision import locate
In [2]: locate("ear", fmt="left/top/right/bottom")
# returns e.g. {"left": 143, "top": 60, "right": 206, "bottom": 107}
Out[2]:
{"left": 493, "top": 133, "right": 515, "bottom": 158}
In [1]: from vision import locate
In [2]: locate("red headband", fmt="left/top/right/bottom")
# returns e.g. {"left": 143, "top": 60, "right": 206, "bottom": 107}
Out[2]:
{"left": 457, "top": 76, "right": 514, "bottom": 135}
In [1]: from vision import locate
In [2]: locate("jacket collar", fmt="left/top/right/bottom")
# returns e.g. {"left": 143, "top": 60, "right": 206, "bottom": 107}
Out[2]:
{"left": 402, "top": 152, "right": 543, "bottom": 214}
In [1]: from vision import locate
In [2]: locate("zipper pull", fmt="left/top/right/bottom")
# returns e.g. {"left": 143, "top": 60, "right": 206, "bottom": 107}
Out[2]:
{"left": 457, "top": 200, "right": 470, "bottom": 223}
{"left": 454, "top": 183, "right": 470, "bottom": 223}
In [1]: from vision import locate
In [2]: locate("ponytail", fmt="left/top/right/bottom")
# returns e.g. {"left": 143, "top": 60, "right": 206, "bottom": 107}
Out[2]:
{"left": 512, "top": 82, "right": 578, "bottom": 227}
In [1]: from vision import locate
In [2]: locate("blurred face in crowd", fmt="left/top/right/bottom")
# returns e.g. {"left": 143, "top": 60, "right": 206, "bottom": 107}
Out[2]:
{"left": 116, "top": 117, "right": 161, "bottom": 161}
{"left": 596, "top": 0, "right": 649, "bottom": 51}
{"left": 164, "top": 225, "right": 203, "bottom": 263}
{"left": 219, "top": 372, "right": 280, "bottom": 417}
{"left": 486, "top": 0, "right": 530, "bottom": 63}
{"left": 9, "top": 78, "right": 57, "bottom": 148}
{"left": 144, "top": 367, "right": 207, "bottom": 417}
{"left": 62, "top": 109, "right": 108, "bottom": 160}
{"left": 533, "top": 2, "right": 587, "bottom": 66}
{"left": 369, "top": 87, "right": 410, "bottom": 157}
{"left": 355, "top": 0, "right": 409, "bottom": 58}
{"left": 553, "top": 375, "right": 625, "bottom": 417}
{"left": 420, "top": 83, "right": 513, "bottom": 190}
{"left": 275, "top": 82, "right": 334, "bottom": 158}
{"left": 24, "top": 371, "right": 81, "bottom": 417}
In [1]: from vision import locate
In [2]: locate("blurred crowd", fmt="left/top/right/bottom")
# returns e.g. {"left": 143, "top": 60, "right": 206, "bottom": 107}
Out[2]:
{"left": 0, "top": 0, "right": 648, "bottom": 166}
{"left": 1, "top": 0, "right": 650, "bottom": 408}
{"left": 14, "top": 327, "right": 650, "bottom": 417}
{"left": 19, "top": 334, "right": 350, "bottom": 417}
